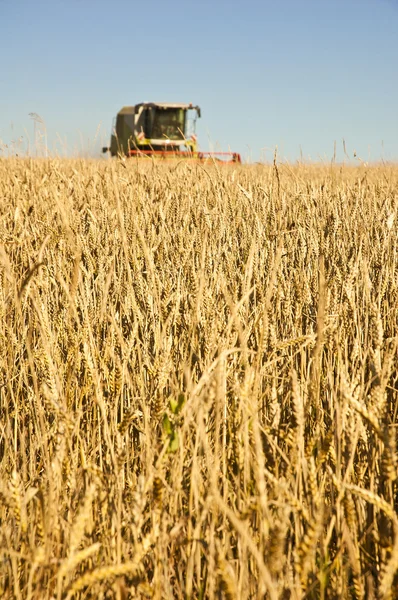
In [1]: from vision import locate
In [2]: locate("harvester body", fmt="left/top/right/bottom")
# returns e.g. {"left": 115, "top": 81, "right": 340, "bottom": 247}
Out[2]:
{"left": 103, "top": 102, "right": 241, "bottom": 163}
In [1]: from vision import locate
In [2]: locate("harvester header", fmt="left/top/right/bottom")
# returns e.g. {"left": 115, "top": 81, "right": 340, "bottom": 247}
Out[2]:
{"left": 102, "top": 102, "right": 241, "bottom": 163}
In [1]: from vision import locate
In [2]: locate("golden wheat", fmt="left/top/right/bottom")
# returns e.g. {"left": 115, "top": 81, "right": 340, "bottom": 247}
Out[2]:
{"left": 1, "top": 157, "right": 398, "bottom": 598}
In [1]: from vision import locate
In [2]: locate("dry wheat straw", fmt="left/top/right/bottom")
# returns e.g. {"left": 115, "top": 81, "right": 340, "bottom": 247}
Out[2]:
{"left": 1, "top": 158, "right": 398, "bottom": 599}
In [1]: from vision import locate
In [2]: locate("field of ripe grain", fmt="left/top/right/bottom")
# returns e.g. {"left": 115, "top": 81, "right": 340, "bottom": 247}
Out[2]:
{"left": 1, "top": 157, "right": 398, "bottom": 599}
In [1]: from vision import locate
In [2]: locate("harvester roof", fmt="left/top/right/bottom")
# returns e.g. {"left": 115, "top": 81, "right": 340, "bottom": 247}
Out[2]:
{"left": 118, "top": 102, "right": 200, "bottom": 115}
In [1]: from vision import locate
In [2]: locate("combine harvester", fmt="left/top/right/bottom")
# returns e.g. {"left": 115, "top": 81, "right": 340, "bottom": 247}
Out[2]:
{"left": 102, "top": 102, "right": 241, "bottom": 164}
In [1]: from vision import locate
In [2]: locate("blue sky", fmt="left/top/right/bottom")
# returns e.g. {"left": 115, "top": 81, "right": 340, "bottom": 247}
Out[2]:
{"left": 1, "top": 0, "right": 397, "bottom": 162}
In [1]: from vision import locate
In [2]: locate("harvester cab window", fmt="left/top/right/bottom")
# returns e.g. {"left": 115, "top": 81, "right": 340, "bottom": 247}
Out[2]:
{"left": 143, "top": 107, "right": 155, "bottom": 139}
{"left": 151, "top": 108, "right": 185, "bottom": 141}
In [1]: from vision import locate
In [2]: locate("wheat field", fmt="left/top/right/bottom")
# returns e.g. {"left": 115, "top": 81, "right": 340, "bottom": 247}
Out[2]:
{"left": 1, "top": 157, "right": 398, "bottom": 599}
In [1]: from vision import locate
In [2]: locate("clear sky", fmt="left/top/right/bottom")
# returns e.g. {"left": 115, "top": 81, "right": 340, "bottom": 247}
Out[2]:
{"left": 1, "top": 0, "right": 397, "bottom": 162}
